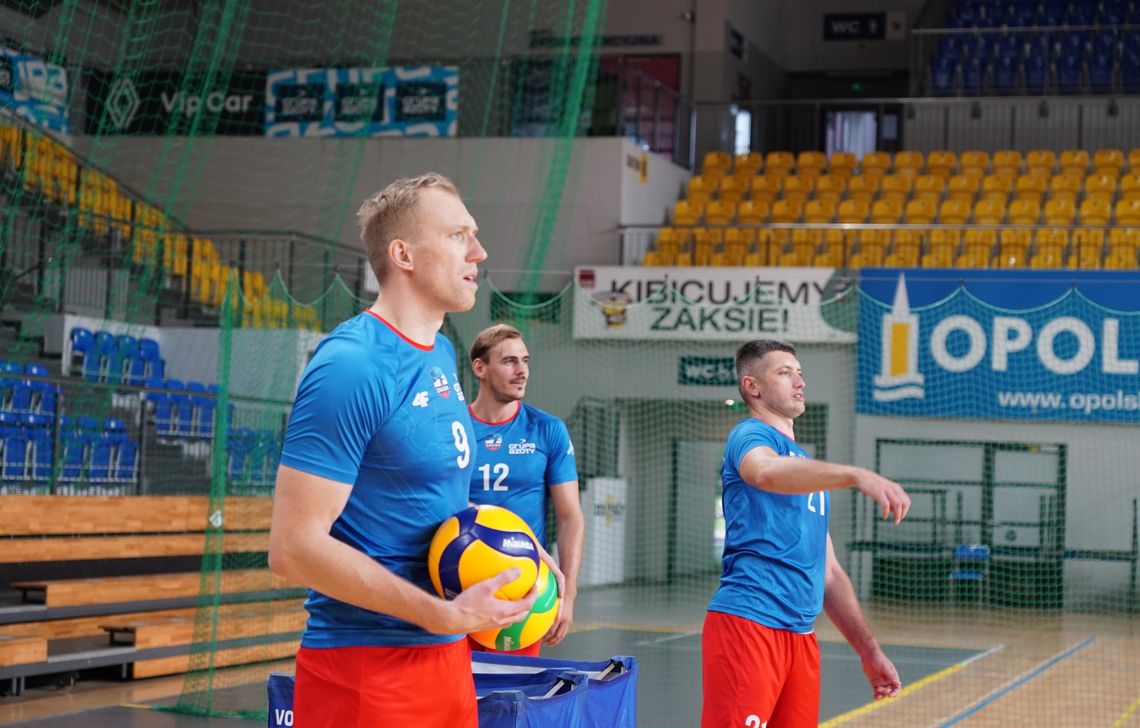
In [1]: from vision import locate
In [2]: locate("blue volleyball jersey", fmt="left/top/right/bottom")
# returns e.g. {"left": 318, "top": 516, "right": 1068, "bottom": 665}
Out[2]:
{"left": 467, "top": 402, "right": 578, "bottom": 548}
{"left": 708, "top": 418, "right": 829, "bottom": 634}
{"left": 280, "top": 311, "right": 474, "bottom": 648}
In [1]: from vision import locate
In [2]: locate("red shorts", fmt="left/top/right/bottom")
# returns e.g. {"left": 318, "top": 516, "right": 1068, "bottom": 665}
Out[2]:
{"left": 701, "top": 610, "right": 821, "bottom": 728}
{"left": 467, "top": 634, "right": 541, "bottom": 657}
{"left": 293, "top": 640, "right": 477, "bottom": 728}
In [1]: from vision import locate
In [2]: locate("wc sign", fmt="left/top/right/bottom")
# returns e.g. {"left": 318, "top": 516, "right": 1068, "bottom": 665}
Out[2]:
{"left": 857, "top": 271, "right": 1140, "bottom": 422}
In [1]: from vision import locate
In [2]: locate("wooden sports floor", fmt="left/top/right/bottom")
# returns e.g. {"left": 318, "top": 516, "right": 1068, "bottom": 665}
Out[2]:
{"left": 2, "top": 582, "right": 1137, "bottom": 727}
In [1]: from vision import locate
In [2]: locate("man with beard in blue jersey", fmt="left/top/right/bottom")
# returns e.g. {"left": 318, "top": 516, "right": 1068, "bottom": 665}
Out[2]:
{"left": 702, "top": 339, "right": 912, "bottom": 728}
{"left": 467, "top": 324, "right": 584, "bottom": 655}
{"left": 269, "top": 174, "right": 544, "bottom": 728}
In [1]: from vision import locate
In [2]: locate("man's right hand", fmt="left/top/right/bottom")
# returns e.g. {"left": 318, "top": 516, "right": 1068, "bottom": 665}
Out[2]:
{"left": 432, "top": 568, "right": 538, "bottom": 635}
{"left": 854, "top": 469, "right": 911, "bottom": 525}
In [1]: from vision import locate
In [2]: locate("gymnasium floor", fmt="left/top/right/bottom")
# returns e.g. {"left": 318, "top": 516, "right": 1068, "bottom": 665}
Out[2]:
{"left": 2, "top": 580, "right": 1138, "bottom": 727}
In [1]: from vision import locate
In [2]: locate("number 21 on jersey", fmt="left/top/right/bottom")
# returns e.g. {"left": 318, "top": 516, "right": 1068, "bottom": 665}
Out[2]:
{"left": 478, "top": 463, "right": 510, "bottom": 491}
{"left": 807, "top": 490, "right": 826, "bottom": 516}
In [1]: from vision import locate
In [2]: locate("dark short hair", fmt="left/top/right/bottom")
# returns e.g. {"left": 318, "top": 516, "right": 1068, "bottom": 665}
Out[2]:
{"left": 735, "top": 339, "right": 797, "bottom": 399}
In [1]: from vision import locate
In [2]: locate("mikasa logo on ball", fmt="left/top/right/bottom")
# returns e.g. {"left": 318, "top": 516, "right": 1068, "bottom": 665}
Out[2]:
{"left": 501, "top": 536, "right": 535, "bottom": 551}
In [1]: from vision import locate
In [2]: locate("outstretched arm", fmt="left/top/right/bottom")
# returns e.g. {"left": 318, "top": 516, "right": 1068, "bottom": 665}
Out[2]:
{"left": 738, "top": 447, "right": 911, "bottom": 524}
{"left": 269, "top": 465, "right": 536, "bottom": 636}
{"left": 823, "top": 534, "right": 901, "bottom": 701}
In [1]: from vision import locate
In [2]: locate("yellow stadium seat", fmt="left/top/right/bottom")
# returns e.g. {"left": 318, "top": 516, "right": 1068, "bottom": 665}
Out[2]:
{"left": 965, "top": 228, "right": 997, "bottom": 252}
{"left": 804, "top": 199, "right": 836, "bottom": 223}
{"left": 1026, "top": 149, "right": 1057, "bottom": 177}
{"left": 879, "top": 174, "right": 912, "bottom": 205}
{"left": 672, "top": 199, "right": 704, "bottom": 226}
{"left": 695, "top": 227, "right": 724, "bottom": 248}
{"left": 973, "top": 198, "right": 1005, "bottom": 224}
{"left": 1015, "top": 173, "right": 1048, "bottom": 203}
{"left": 939, "top": 198, "right": 971, "bottom": 225}
{"left": 1047, "top": 174, "right": 1081, "bottom": 205}
{"left": 861, "top": 151, "right": 891, "bottom": 178}
{"left": 797, "top": 151, "right": 827, "bottom": 177}
{"left": 1036, "top": 228, "right": 1069, "bottom": 250}
{"left": 813, "top": 248, "right": 843, "bottom": 267}
{"left": 1116, "top": 198, "right": 1140, "bottom": 225}
{"left": 1105, "top": 247, "right": 1138, "bottom": 269}
{"left": 1128, "top": 148, "right": 1140, "bottom": 172}
{"left": 1080, "top": 197, "right": 1111, "bottom": 225}
{"left": 893, "top": 151, "right": 925, "bottom": 178}
{"left": 641, "top": 249, "right": 665, "bottom": 267}
{"left": 956, "top": 249, "right": 991, "bottom": 268}
{"left": 904, "top": 198, "right": 936, "bottom": 225}
{"left": 675, "top": 251, "right": 694, "bottom": 267}
{"left": 1030, "top": 245, "right": 1064, "bottom": 269}
{"left": 1109, "top": 228, "right": 1140, "bottom": 254}
{"left": 828, "top": 151, "right": 857, "bottom": 178}
{"left": 1060, "top": 149, "right": 1090, "bottom": 178}
{"left": 981, "top": 174, "right": 1013, "bottom": 205}
{"left": 1069, "top": 246, "right": 1100, "bottom": 269}
{"left": 814, "top": 174, "right": 845, "bottom": 205}
{"left": 771, "top": 199, "right": 803, "bottom": 223}
{"left": 687, "top": 175, "right": 716, "bottom": 203}
{"left": 870, "top": 199, "right": 902, "bottom": 224}
{"left": 1073, "top": 228, "right": 1105, "bottom": 256}
{"left": 1083, "top": 173, "right": 1116, "bottom": 202}
{"left": 765, "top": 151, "right": 795, "bottom": 178}
{"left": 782, "top": 175, "right": 814, "bottom": 205}
{"left": 893, "top": 229, "right": 924, "bottom": 251}
{"left": 725, "top": 227, "right": 757, "bottom": 250}
{"left": 921, "top": 249, "right": 955, "bottom": 268}
{"left": 914, "top": 174, "right": 945, "bottom": 205}
{"left": 737, "top": 199, "right": 770, "bottom": 225}
{"left": 837, "top": 198, "right": 870, "bottom": 223}
{"left": 1043, "top": 198, "right": 1076, "bottom": 226}
{"left": 1093, "top": 148, "right": 1124, "bottom": 177}
{"left": 702, "top": 151, "right": 733, "bottom": 175}
{"left": 1008, "top": 198, "right": 1040, "bottom": 226}
{"left": 778, "top": 248, "right": 814, "bottom": 267}
{"left": 705, "top": 199, "right": 737, "bottom": 226}
{"left": 849, "top": 245, "right": 885, "bottom": 268}
{"left": 948, "top": 174, "right": 980, "bottom": 203}
{"left": 929, "top": 227, "right": 962, "bottom": 255}
{"left": 992, "top": 150, "right": 1023, "bottom": 177}
{"left": 750, "top": 175, "right": 781, "bottom": 205}
{"left": 718, "top": 175, "right": 748, "bottom": 203}
{"left": 1121, "top": 172, "right": 1140, "bottom": 201}
{"left": 846, "top": 174, "right": 879, "bottom": 203}
{"left": 959, "top": 150, "right": 990, "bottom": 177}
{"left": 926, "top": 150, "right": 958, "bottom": 179}
{"left": 998, "top": 237, "right": 1030, "bottom": 264}
{"left": 734, "top": 152, "right": 764, "bottom": 176}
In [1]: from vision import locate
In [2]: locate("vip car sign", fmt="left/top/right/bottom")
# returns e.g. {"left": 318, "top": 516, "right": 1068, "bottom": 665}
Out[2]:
{"left": 85, "top": 71, "right": 266, "bottom": 135}
{"left": 0, "top": 46, "right": 70, "bottom": 133}
{"left": 857, "top": 269, "right": 1140, "bottom": 422}
{"left": 573, "top": 266, "right": 856, "bottom": 342}
{"left": 264, "top": 66, "right": 457, "bottom": 137}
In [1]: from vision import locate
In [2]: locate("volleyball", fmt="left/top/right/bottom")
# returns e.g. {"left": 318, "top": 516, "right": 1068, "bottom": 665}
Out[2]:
{"left": 427, "top": 504, "right": 540, "bottom": 601}
{"left": 469, "top": 559, "right": 561, "bottom": 651}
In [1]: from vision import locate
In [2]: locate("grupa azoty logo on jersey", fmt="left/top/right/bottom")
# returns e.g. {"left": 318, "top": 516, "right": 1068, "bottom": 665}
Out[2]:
{"left": 872, "top": 273, "right": 925, "bottom": 402}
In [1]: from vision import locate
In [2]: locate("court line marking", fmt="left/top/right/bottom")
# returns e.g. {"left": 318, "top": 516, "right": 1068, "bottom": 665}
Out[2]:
{"left": 120, "top": 703, "right": 152, "bottom": 710}
{"left": 1111, "top": 694, "right": 1140, "bottom": 728}
{"left": 635, "top": 631, "right": 700, "bottom": 646}
{"left": 572, "top": 621, "right": 701, "bottom": 635}
{"left": 819, "top": 643, "right": 1004, "bottom": 728}
{"left": 935, "top": 636, "right": 1096, "bottom": 727}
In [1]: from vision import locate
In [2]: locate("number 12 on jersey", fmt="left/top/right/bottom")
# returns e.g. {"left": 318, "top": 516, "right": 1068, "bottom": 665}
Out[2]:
{"left": 478, "top": 463, "right": 510, "bottom": 491}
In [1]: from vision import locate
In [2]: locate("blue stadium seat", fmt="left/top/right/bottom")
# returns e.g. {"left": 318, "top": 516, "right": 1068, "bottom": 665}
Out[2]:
{"left": 1067, "top": 5, "right": 1095, "bottom": 27}
{"left": 1088, "top": 52, "right": 1115, "bottom": 92}
{"left": 1025, "top": 52, "right": 1049, "bottom": 93}
{"left": 1, "top": 412, "right": 27, "bottom": 482}
{"left": 148, "top": 378, "right": 185, "bottom": 437}
{"left": 89, "top": 331, "right": 117, "bottom": 382}
{"left": 1122, "top": 52, "right": 1140, "bottom": 91}
{"left": 114, "top": 335, "right": 138, "bottom": 383}
{"left": 69, "top": 327, "right": 93, "bottom": 376}
{"left": 127, "top": 337, "right": 165, "bottom": 385}
{"left": 115, "top": 439, "right": 138, "bottom": 483}
{"left": 59, "top": 426, "right": 89, "bottom": 482}
{"left": 195, "top": 384, "right": 219, "bottom": 438}
{"left": 1056, "top": 53, "right": 1083, "bottom": 93}
{"left": 27, "top": 414, "right": 53, "bottom": 481}
{"left": 992, "top": 56, "right": 1018, "bottom": 93}
{"left": 181, "top": 381, "right": 207, "bottom": 437}
{"left": 931, "top": 55, "right": 958, "bottom": 94}
{"left": 962, "top": 56, "right": 985, "bottom": 93}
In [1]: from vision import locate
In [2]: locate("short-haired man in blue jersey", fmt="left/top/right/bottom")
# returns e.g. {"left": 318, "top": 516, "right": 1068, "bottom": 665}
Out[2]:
{"left": 702, "top": 339, "right": 912, "bottom": 728}
{"left": 466, "top": 323, "right": 585, "bottom": 655}
{"left": 269, "top": 174, "right": 548, "bottom": 728}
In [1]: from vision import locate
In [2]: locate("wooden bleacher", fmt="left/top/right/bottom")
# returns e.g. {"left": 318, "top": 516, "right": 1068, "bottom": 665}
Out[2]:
{"left": 0, "top": 495, "right": 305, "bottom": 695}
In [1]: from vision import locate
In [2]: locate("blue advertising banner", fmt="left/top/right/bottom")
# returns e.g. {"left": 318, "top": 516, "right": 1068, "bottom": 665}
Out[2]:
{"left": 264, "top": 66, "right": 458, "bottom": 137}
{"left": 0, "top": 46, "right": 69, "bottom": 133}
{"left": 857, "top": 269, "right": 1140, "bottom": 422}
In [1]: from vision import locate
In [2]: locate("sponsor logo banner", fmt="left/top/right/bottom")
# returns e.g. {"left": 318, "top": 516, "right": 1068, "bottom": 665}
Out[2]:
{"left": 0, "top": 46, "right": 69, "bottom": 133}
{"left": 264, "top": 66, "right": 457, "bottom": 137}
{"left": 573, "top": 266, "right": 856, "bottom": 342}
{"left": 857, "top": 269, "right": 1140, "bottom": 422}
{"left": 84, "top": 71, "right": 266, "bottom": 135}
{"left": 678, "top": 356, "right": 736, "bottom": 386}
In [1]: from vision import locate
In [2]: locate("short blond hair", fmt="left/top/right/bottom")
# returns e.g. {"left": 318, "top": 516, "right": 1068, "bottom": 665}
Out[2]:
{"left": 470, "top": 323, "right": 524, "bottom": 362}
{"left": 357, "top": 172, "right": 460, "bottom": 283}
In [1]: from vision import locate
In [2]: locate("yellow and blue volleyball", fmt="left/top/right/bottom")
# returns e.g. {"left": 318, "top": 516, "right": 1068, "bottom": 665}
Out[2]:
{"left": 469, "top": 560, "right": 561, "bottom": 651}
{"left": 427, "top": 504, "right": 540, "bottom": 601}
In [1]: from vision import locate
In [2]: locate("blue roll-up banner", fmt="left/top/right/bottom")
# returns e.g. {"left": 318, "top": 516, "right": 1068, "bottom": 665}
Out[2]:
{"left": 265, "top": 65, "right": 458, "bottom": 137}
{"left": 266, "top": 672, "right": 293, "bottom": 727}
{"left": 857, "top": 269, "right": 1140, "bottom": 422}
{"left": 0, "top": 46, "right": 70, "bottom": 133}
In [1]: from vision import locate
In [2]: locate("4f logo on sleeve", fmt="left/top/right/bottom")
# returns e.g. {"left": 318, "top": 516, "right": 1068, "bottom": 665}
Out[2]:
{"left": 412, "top": 391, "right": 429, "bottom": 408}
{"left": 429, "top": 367, "right": 450, "bottom": 398}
